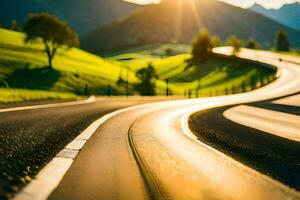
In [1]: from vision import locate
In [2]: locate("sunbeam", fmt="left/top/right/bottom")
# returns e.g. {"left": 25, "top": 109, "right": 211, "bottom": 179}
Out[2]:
{"left": 190, "top": 0, "right": 202, "bottom": 29}
{"left": 174, "top": 0, "right": 183, "bottom": 42}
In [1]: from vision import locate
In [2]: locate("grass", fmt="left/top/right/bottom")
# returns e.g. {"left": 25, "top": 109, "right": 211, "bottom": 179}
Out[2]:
{"left": 0, "top": 28, "right": 277, "bottom": 103}
{"left": 0, "top": 28, "right": 138, "bottom": 103}
{"left": 0, "top": 89, "right": 77, "bottom": 104}
{"left": 165, "top": 57, "right": 273, "bottom": 96}
{"left": 110, "top": 52, "right": 276, "bottom": 96}
{"left": 104, "top": 43, "right": 190, "bottom": 57}
{"left": 274, "top": 50, "right": 300, "bottom": 57}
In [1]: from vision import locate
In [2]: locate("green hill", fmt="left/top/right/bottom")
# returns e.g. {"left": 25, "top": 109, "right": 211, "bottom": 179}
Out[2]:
{"left": 110, "top": 50, "right": 276, "bottom": 96}
{"left": 0, "top": 28, "right": 276, "bottom": 103}
{"left": 82, "top": 0, "right": 300, "bottom": 54}
{"left": 0, "top": 28, "right": 140, "bottom": 103}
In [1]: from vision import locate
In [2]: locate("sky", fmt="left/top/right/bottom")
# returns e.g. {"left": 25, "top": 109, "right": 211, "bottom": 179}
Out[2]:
{"left": 124, "top": 0, "right": 300, "bottom": 9}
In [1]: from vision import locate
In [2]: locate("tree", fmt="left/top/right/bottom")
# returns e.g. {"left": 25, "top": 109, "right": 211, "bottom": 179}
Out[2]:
{"left": 11, "top": 20, "right": 20, "bottom": 31}
{"left": 192, "top": 29, "right": 212, "bottom": 62}
{"left": 165, "top": 48, "right": 173, "bottom": 56}
{"left": 211, "top": 36, "right": 222, "bottom": 48}
{"left": 226, "top": 35, "right": 243, "bottom": 54}
{"left": 275, "top": 31, "right": 290, "bottom": 52}
{"left": 24, "top": 13, "right": 79, "bottom": 69}
{"left": 135, "top": 63, "right": 157, "bottom": 96}
{"left": 246, "top": 38, "right": 261, "bottom": 49}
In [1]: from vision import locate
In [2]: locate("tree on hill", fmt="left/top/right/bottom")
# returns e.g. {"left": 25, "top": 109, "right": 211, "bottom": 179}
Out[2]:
{"left": 135, "top": 63, "right": 157, "bottom": 96}
{"left": 24, "top": 13, "right": 79, "bottom": 69}
{"left": 275, "top": 31, "right": 290, "bottom": 52}
{"left": 11, "top": 20, "right": 21, "bottom": 31}
{"left": 192, "top": 29, "right": 212, "bottom": 62}
{"left": 165, "top": 48, "right": 174, "bottom": 56}
{"left": 246, "top": 38, "right": 261, "bottom": 49}
{"left": 226, "top": 35, "right": 243, "bottom": 54}
{"left": 211, "top": 36, "right": 222, "bottom": 48}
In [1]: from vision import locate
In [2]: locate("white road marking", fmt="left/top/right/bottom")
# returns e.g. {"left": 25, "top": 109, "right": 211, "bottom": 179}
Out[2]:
{"left": 0, "top": 96, "right": 96, "bottom": 113}
{"left": 224, "top": 105, "right": 300, "bottom": 142}
{"left": 273, "top": 94, "right": 300, "bottom": 107}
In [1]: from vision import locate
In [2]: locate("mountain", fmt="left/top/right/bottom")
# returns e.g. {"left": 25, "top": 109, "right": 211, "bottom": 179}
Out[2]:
{"left": 0, "top": 0, "right": 141, "bottom": 34}
{"left": 250, "top": 3, "right": 300, "bottom": 31}
{"left": 82, "top": 0, "right": 300, "bottom": 54}
{"left": 0, "top": 0, "right": 52, "bottom": 27}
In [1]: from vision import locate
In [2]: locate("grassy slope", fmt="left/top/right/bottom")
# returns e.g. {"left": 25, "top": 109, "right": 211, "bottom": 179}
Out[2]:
{"left": 0, "top": 28, "right": 277, "bottom": 103}
{"left": 274, "top": 51, "right": 300, "bottom": 57}
{"left": 110, "top": 51, "right": 276, "bottom": 96}
{"left": 105, "top": 43, "right": 191, "bottom": 57}
{"left": 0, "top": 28, "right": 139, "bottom": 103}
{"left": 0, "top": 89, "right": 77, "bottom": 104}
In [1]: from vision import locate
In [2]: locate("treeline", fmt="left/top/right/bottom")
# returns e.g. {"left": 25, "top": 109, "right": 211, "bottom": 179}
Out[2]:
{"left": 192, "top": 28, "right": 293, "bottom": 61}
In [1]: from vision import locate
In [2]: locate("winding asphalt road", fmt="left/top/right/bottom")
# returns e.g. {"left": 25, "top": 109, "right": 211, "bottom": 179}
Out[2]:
{"left": 13, "top": 48, "right": 300, "bottom": 200}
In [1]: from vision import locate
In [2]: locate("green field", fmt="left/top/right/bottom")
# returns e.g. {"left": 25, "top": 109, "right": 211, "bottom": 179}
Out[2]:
{"left": 105, "top": 43, "right": 191, "bottom": 57}
{"left": 0, "top": 89, "right": 77, "bottom": 104}
{"left": 111, "top": 52, "right": 276, "bottom": 96}
{"left": 274, "top": 50, "right": 300, "bottom": 57}
{"left": 0, "top": 28, "right": 139, "bottom": 103}
{"left": 0, "top": 28, "right": 276, "bottom": 103}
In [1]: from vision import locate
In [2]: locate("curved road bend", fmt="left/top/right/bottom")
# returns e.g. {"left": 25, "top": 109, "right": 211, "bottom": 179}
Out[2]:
{"left": 0, "top": 97, "right": 172, "bottom": 199}
{"left": 48, "top": 49, "right": 300, "bottom": 200}
{"left": 189, "top": 95, "right": 300, "bottom": 193}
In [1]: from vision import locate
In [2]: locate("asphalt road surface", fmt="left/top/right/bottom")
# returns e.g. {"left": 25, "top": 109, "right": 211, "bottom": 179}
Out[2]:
{"left": 0, "top": 97, "right": 172, "bottom": 199}
{"left": 11, "top": 48, "right": 300, "bottom": 200}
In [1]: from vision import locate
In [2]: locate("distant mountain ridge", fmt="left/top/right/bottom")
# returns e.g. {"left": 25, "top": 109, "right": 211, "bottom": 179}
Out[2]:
{"left": 82, "top": 0, "right": 300, "bottom": 54}
{"left": 250, "top": 2, "right": 300, "bottom": 31}
{"left": 0, "top": 0, "right": 141, "bottom": 34}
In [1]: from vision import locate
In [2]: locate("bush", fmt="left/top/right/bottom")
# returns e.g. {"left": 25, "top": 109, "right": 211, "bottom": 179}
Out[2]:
{"left": 135, "top": 63, "right": 157, "bottom": 96}
{"left": 192, "top": 29, "right": 212, "bottom": 62}
{"left": 246, "top": 38, "right": 261, "bottom": 49}
{"left": 275, "top": 31, "right": 290, "bottom": 52}
{"left": 226, "top": 35, "right": 243, "bottom": 54}
{"left": 211, "top": 36, "right": 222, "bottom": 48}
